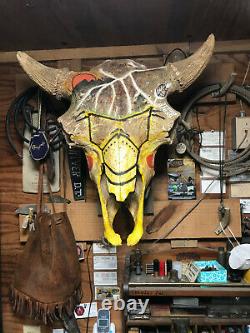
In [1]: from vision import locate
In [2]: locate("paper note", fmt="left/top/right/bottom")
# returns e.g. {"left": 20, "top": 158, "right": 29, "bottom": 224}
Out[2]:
{"left": 94, "top": 271, "right": 117, "bottom": 285}
{"left": 201, "top": 179, "right": 226, "bottom": 194}
{"left": 231, "top": 184, "right": 250, "bottom": 198}
{"left": 200, "top": 147, "right": 225, "bottom": 177}
{"left": 93, "top": 242, "right": 117, "bottom": 254}
{"left": 93, "top": 255, "right": 117, "bottom": 270}
{"left": 200, "top": 131, "right": 223, "bottom": 146}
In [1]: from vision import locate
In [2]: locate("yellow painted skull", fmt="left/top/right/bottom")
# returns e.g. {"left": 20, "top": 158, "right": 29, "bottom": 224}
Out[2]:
{"left": 16, "top": 34, "right": 215, "bottom": 246}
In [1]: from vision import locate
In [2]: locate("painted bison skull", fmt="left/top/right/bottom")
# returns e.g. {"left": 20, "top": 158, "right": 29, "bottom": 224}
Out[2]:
{"left": 17, "top": 34, "right": 214, "bottom": 246}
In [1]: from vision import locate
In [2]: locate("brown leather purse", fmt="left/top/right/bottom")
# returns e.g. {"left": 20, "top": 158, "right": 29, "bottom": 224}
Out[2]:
{"left": 9, "top": 163, "right": 82, "bottom": 325}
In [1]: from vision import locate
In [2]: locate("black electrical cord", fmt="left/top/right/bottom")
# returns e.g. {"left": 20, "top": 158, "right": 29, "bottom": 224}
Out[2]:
{"left": 86, "top": 243, "right": 93, "bottom": 333}
{"left": 163, "top": 48, "right": 187, "bottom": 65}
{"left": 5, "top": 86, "right": 65, "bottom": 159}
{"left": 177, "top": 83, "right": 250, "bottom": 178}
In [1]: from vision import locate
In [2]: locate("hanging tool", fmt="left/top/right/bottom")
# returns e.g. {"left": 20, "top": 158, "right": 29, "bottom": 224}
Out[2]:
{"left": 29, "top": 90, "right": 50, "bottom": 161}
{"left": 215, "top": 202, "right": 230, "bottom": 235}
{"left": 215, "top": 95, "right": 231, "bottom": 235}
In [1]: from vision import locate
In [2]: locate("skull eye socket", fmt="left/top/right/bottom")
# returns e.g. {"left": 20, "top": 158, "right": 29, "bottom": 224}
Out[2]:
{"left": 146, "top": 154, "right": 155, "bottom": 168}
{"left": 86, "top": 155, "right": 93, "bottom": 171}
{"left": 72, "top": 73, "right": 97, "bottom": 88}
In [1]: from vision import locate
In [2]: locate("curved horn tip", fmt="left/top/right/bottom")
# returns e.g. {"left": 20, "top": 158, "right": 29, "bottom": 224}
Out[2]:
{"left": 206, "top": 34, "right": 215, "bottom": 47}
{"left": 16, "top": 51, "right": 28, "bottom": 61}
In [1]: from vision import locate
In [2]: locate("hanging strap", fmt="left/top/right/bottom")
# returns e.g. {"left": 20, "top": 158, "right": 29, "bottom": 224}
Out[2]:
{"left": 37, "top": 162, "right": 44, "bottom": 214}
{"left": 44, "top": 162, "right": 56, "bottom": 214}
{"left": 44, "top": 144, "right": 68, "bottom": 213}
{"left": 62, "top": 145, "right": 67, "bottom": 212}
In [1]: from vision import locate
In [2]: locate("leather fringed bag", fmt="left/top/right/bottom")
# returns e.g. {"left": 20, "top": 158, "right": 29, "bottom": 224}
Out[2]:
{"left": 9, "top": 163, "right": 82, "bottom": 325}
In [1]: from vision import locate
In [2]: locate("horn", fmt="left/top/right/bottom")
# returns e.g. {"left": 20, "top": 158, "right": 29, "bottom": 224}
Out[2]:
{"left": 168, "top": 34, "right": 215, "bottom": 93}
{"left": 17, "top": 51, "right": 77, "bottom": 98}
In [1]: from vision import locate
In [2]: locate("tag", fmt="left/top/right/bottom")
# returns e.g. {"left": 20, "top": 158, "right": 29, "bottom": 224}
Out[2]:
{"left": 22, "top": 215, "right": 30, "bottom": 229}
{"left": 67, "top": 147, "right": 87, "bottom": 200}
{"left": 29, "top": 130, "right": 49, "bottom": 161}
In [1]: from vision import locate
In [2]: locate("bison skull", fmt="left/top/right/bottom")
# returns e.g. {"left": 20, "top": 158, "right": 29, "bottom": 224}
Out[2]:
{"left": 17, "top": 34, "right": 214, "bottom": 246}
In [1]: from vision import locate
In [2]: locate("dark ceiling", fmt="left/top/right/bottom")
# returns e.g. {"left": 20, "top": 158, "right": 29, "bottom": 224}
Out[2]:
{"left": 0, "top": 0, "right": 249, "bottom": 52}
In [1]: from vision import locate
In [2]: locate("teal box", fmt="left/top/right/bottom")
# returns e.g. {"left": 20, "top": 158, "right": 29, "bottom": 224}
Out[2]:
{"left": 193, "top": 260, "right": 227, "bottom": 283}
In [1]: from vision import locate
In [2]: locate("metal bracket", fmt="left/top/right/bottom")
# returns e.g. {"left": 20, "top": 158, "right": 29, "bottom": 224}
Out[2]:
{"left": 172, "top": 318, "right": 190, "bottom": 333}
{"left": 15, "top": 204, "right": 50, "bottom": 215}
{"left": 48, "top": 194, "right": 71, "bottom": 204}
{"left": 215, "top": 204, "right": 230, "bottom": 235}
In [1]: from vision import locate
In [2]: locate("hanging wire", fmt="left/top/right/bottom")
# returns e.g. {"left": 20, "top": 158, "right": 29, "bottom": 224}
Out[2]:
{"left": 239, "top": 60, "right": 250, "bottom": 112}
{"left": 5, "top": 86, "right": 65, "bottom": 159}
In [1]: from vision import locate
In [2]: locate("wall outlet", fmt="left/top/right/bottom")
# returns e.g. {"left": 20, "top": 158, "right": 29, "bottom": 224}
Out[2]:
{"left": 232, "top": 116, "right": 250, "bottom": 149}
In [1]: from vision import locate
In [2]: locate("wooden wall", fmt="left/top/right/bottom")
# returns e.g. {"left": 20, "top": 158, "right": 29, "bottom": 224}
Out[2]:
{"left": 0, "top": 51, "right": 249, "bottom": 333}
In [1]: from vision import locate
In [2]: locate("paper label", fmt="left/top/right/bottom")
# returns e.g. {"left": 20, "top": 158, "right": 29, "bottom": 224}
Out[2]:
{"left": 93, "top": 255, "right": 117, "bottom": 270}
{"left": 200, "top": 147, "right": 224, "bottom": 178}
{"left": 93, "top": 242, "right": 116, "bottom": 254}
{"left": 94, "top": 271, "right": 117, "bottom": 285}
{"left": 200, "top": 131, "right": 223, "bottom": 146}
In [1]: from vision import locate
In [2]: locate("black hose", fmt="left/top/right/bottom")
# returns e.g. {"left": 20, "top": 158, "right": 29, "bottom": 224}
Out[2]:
{"left": 5, "top": 86, "right": 65, "bottom": 158}
{"left": 178, "top": 83, "right": 250, "bottom": 178}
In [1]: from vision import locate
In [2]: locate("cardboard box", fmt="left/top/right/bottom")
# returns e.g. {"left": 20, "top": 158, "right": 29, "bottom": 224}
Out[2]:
{"left": 193, "top": 260, "right": 227, "bottom": 283}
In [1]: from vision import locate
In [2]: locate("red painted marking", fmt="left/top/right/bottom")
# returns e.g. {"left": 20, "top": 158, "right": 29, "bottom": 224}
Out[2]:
{"left": 159, "top": 261, "right": 165, "bottom": 277}
{"left": 146, "top": 154, "right": 155, "bottom": 168}
{"left": 86, "top": 155, "right": 93, "bottom": 171}
{"left": 72, "top": 73, "right": 97, "bottom": 88}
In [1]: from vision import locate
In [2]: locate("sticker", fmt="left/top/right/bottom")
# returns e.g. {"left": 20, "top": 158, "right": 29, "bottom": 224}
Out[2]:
{"left": 74, "top": 302, "right": 98, "bottom": 319}
{"left": 93, "top": 255, "right": 117, "bottom": 270}
{"left": 93, "top": 242, "right": 117, "bottom": 254}
{"left": 94, "top": 271, "right": 117, "bottom": 286}
{"left": 155, "top": 83, "right": 170, "bottom": 98}
{"left": 240, "top": 199, "right": 250, "bottom": 213}
{"left": 95, "top": 286, "right": 120, "bottom": 301}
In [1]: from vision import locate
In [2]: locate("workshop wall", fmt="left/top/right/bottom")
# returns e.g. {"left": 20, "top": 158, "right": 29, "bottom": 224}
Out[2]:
{"left": 0, "top": 52, "right": 249, "bottom": 333}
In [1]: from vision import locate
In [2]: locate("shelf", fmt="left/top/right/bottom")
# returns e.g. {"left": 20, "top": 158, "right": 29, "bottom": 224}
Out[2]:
{"left": 127, "top": 317, "right": 250, "bottom": 326}
{"left": 128, "top": 282, "right": 250, "bottom": 297}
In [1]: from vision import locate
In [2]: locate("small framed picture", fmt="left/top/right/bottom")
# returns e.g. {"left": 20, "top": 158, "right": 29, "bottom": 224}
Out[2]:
{"left": 95, "top": 286, "right": 120, "bottom": 301}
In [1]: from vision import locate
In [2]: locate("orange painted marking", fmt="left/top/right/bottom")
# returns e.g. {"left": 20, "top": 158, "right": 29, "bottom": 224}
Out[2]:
{"left": 72, "top": 73, "right": 97, "bottom": 88}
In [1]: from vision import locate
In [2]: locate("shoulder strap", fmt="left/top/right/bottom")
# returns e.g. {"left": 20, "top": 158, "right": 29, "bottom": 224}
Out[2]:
{"left": 37, "top": 163, "right": 44, "bottom": 214}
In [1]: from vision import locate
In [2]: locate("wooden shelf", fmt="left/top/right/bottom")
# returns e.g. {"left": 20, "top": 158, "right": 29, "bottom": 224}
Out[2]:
{"left": 127, "top": 317, "right": 250, "bottom": 326}
{"left": 128, "top": 283, "right": 250, "bottom": 297}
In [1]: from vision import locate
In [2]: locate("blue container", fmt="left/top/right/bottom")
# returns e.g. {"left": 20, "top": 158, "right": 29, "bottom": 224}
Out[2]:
{"left": 193, "top": 260, "right": 227, "bottom": 283}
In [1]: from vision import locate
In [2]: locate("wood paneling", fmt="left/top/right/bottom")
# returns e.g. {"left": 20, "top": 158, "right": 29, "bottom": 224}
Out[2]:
{"left": 0, "top": 1, "right": 249, "bottom": 51}
{"left": 0, "top": 39, "right": 250, "bottom": 63}
{"left": 0, "top": 53, "right": 249, "bottom": 333}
